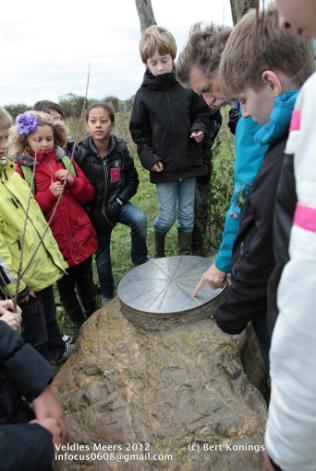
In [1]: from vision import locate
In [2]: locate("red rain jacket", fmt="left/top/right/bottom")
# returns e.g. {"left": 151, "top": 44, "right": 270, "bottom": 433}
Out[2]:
{"left": 16, "top": 148, "right": 97, "bottom": 266}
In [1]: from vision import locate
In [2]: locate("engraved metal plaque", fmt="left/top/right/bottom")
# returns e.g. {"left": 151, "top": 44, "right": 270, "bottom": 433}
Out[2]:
{"left": 118, "top": 256, "right": 224, "bottom": 315}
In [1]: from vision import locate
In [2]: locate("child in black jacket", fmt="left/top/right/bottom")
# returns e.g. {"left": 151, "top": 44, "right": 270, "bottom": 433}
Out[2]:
{"left": 213, "top": 7, "right": 314, "bottom": 373}
{"left": 0, "top": 299, "right": 67, "bottom": 470}
{"left": 75, "top": 103, "right": 148, "bottom": 304}
{"left": 130, "top": 25, "right": 211, "bottom": 257}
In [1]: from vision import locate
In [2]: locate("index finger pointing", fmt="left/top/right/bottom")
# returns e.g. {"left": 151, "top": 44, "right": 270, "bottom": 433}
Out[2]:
{"left": 192, "top": 276, "right": 206, "bottom": 297}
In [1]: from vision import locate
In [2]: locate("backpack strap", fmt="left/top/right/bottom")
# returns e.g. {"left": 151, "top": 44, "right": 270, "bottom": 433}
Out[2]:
{"left": 60, "top": 155, "right": 77, "bottom": 177}
{"left": 19, "top": 155, "right": 76, "bottom": 194}
{"left": 19, "top": 166, "right": 36, "bottom": 194}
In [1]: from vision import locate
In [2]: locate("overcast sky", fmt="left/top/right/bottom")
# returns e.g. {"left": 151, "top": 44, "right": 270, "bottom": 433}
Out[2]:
{"left": 0, "top": 0, "right": 235, "bottom": 106}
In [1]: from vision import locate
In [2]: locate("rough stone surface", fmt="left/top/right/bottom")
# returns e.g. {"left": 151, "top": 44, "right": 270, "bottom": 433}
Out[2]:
{"left": 54, "top": 299, "right": 267, "bottom": 470}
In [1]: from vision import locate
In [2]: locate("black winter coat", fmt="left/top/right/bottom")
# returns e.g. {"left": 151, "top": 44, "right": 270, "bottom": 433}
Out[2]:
{"left": 267, "top": 152, "right": 296, "bottom": 335}
{"left": 129, "top": 70, "right": 212, "bottom": 183}
{"left": 215, "top": 135, "right": 287, "bottom": 334}
{"left": 75, "top": 135, "right": 139, "bottom": 232}
{"left": 197, "top": 111, "right": 222, "bottom": 185}
{"left": 0, "top": 321, "right": 54, "bottom": 470}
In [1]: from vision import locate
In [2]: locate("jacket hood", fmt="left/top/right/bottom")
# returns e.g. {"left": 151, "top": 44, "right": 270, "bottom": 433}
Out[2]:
{"left": 141, "top": 69, "right": 178, "bottom": 91}
{"left": 255, "top": 90, "right": 298, "bottom": 145}
{"left": 15, "top": 146, "right": 65, "bottom": 167}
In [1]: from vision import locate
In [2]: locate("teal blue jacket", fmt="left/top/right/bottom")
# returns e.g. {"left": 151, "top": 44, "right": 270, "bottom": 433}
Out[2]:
{"left": 215, "top": 112, "right": 267, "bottom": 272}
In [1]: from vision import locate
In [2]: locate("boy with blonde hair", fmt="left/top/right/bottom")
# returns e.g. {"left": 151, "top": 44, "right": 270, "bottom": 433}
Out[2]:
{"left": 214, "top": 6, "right": 314, "bottom": 371}
{"left": 130, "top": 25, "right": 212, "bottom": 256}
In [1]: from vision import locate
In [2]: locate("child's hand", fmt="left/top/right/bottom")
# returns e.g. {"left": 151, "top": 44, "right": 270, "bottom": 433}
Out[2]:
{"left": 190, "top": 130, "right": 205, "bottom": 143}
{"left": 32, "top": 385, "right": 68, "bottom": 444}
{"left": 55, "top": 169, "right": 74, "bottom": 186}
{"left": 263, "top": 449, "right": 275, "bottom": 471}
{"left": 0, "top": 299, "right": 21, "bottom": 315}
{"left": 0, "top": 300, "right": 22, "bottom": 330}
{"left": 151, "top": 161, "right": 164, "bottom": 172}
{"left": 49, "top": 181, "right": 63, "bottom": 196}
{"left": 0, "top": 311, "right": 22, "bottom": 330}
{"left": 19, "top": 289, "right": 36, "bottom": 305}
{"left": 193, "top": 264, "right": 227, "bottom": 297}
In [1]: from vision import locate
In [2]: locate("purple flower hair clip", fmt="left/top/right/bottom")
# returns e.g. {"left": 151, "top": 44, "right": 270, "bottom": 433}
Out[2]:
{"left": 16, "top": 112, "right": 38, "bottom": 135}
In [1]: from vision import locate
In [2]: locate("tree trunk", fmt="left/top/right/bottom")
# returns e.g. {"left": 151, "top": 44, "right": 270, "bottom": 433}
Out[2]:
{"left": 230, "top": 0, "right": 259, "bottom": 24}
{"left": 135, "top": 0, "right": 157, "bottom": 34}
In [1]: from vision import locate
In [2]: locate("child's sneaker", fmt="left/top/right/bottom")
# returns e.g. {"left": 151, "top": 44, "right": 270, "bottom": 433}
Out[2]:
{"left": 62, "top": 334, "right": 73, "bottom": 344}
{"left": 54, "top": 342, "right": 75, "bottom": 365}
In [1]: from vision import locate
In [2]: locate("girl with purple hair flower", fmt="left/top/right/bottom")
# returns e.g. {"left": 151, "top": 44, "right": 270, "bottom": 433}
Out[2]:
{"left": 12, "top": 111, "right": 98, "bottom": 333}
{"left": 0, "top": 107, "right": 70, "bottom": 363}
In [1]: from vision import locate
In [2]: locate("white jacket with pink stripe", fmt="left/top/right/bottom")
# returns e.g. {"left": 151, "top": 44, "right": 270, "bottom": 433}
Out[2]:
{"left": 265, "top": 71, "right": 316, "bottom": 470}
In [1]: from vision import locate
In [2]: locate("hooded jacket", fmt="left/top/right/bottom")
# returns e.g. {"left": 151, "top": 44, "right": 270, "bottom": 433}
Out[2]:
{"left": 75, "top": 134, "right": 139, "bottom": 232}
{"left": 15, "top": 147, "right": 97, "bottom": 267}
{"left": 215, "top": 91, "right": 298, "bottom": 334}
{"left": 129, "top": 70, "right": 212, "bottom": 183}
{"left": 0, "top": 158, "right": 67, "bottom": 298}
{"left": 214, "top": 114, "right": 268, "bottom": 272}
{"left": 265, "top": 71, "right": 316, "bottom": 471}
{"left": 266, "top": 149, "right": 296, "bottom": 335}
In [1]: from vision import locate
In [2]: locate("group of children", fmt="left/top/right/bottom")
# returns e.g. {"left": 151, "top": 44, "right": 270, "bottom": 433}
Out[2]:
{"left": 1, "top": 0, "right": 316, "bottom": 467}
{"left": 0, "top": 24, "right": 217, "bottom": 367}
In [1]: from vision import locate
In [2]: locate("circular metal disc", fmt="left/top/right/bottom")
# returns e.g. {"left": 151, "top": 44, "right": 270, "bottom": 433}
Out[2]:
{"left": 118, "top": 256, "right": 224, "bottom": 315}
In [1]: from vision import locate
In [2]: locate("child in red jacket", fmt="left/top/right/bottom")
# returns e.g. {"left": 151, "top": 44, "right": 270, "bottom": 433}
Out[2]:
{"left": 12, "top": 111, "right": 97, "bottom": 330}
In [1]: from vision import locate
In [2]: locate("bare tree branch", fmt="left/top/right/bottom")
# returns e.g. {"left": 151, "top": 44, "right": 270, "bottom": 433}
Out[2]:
{"left": 13, "top": 152, "right": 38, "bottom": 311}
{"left": 230, "top": 0, "right": 259, "bottom": 24}
{"left": 135, "top": 0, "right": 157, "bottom": 34}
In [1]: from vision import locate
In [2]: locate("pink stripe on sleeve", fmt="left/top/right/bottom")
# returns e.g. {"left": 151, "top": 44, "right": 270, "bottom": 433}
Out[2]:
{"left": 289, "top": 109, "right": 302, "bottom": 131}
{"left": 294, "top": 203, "right": 316, "bottom": 232}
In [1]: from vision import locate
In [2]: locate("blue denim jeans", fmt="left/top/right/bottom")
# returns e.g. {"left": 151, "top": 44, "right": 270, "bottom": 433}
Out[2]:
{"left": 252, "top": 314, "right": 270, "bottom": 374}
{"left": 154, "top": 178, "right": 196, "bottom": 233}
{"left": 96, "top": 202, "right": 148, "bottom": 298}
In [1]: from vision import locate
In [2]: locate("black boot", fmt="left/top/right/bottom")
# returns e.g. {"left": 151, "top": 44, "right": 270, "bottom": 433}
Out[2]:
{"left": 154, "top": 230, "right": 166, "bottom": 257}
{"left": 178, "top": 230, "right": 193, "bottom": 256}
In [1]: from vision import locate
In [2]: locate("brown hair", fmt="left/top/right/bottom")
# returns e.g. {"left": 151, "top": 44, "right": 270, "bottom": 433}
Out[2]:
{"left": 0, "top": 108, "right": 13, "bottom": 129}
{"left": 219, "top": 6, "right": 315, "bottom": 97}
{"left": 11, "top": 111, "right": 67, "bottom": 155}
{"left": 139, "top": 25, "right": 177, "bottom": 63}
{"left": 176, "top": 22, "right": 232, "bottom": 85}
{"left": 85, "top": 103, "right": 115, "bottom": 123}
{"left": 33, "top": 100, "right": 65, "bottom": 119}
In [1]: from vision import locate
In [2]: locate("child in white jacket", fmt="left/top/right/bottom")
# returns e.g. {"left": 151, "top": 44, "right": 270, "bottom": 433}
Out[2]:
{"left": 265, "top": 1, "right": 316, "bottom": 470}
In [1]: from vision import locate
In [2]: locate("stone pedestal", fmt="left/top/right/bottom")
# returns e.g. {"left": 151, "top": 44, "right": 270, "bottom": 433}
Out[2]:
{"left": 54, "top": 296, "right": 266, "bottom": 470}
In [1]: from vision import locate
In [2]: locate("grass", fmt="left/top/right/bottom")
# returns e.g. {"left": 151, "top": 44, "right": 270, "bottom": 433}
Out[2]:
{"left": 57, "top": 109, "right": 235, "bottom": 337}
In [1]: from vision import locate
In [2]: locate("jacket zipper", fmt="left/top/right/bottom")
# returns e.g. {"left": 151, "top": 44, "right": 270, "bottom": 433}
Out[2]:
{"left": 101, "top": 156, "right": 114, "bottom": 226}
{"left": 166, "top": 91, "right": 182, "bottom": 181}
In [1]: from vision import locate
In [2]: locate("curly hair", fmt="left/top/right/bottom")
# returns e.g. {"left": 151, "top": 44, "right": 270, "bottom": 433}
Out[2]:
{"left": 11, "top": 111, "right": 68, "bottom": 155}
{"left": 176, "top": 22, "right": 232, "bottom": 85}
